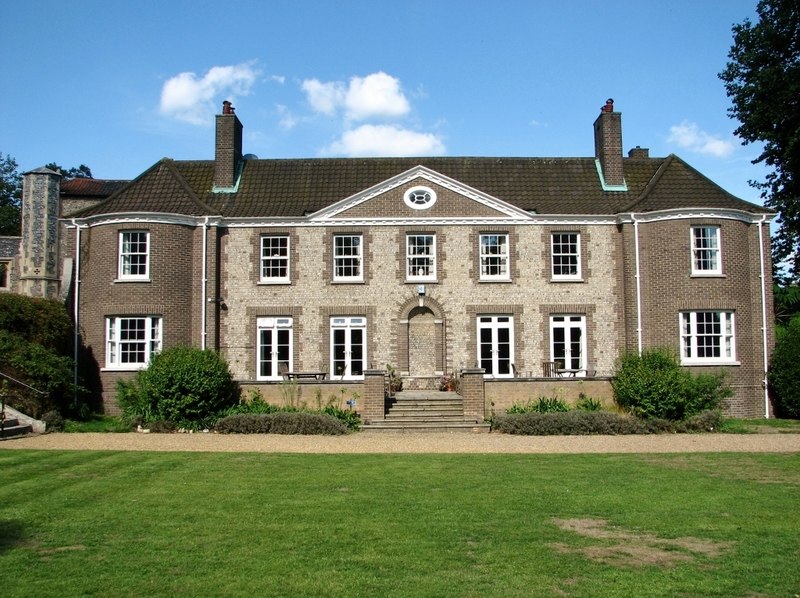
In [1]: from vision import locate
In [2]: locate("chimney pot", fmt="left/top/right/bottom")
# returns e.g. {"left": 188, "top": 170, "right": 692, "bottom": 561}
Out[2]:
{"left": 214, "top": 105, "right": 243, "bottom": 189}
{"left": 593, "top": 99, "right": 624, "bottom": 187}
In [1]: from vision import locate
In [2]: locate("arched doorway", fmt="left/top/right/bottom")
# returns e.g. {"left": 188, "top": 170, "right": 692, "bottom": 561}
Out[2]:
{"left": 408, "top": 306, "right": 437, "bottom": 377}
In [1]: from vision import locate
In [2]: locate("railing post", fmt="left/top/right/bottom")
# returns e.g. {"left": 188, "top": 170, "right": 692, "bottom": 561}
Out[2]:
{"left": 362, "top": 370, "right": 387, "bottom": 423}
{"left": 459, "top": 368, "right": 486, "bottom": 421}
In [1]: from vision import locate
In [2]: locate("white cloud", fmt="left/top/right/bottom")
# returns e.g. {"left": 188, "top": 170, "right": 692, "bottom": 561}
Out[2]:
{"left": 345, "top": 72, "right": 410, "bottom": 120}
{"left": 301, "top": 79, "right": 346, "bottom": 116}
{"left": 271, "top": 75, "right": 286, "bottom": 85}
{"left": 302, "top": 71, "right": 410, "bottom": 121}
{"left": 159, "top": 63, "right": 259, "bottom": 125}
{"left": 323, "top": 124, "right": 446, "bottom": 157}
{"left": 276, "top": 104, "right": 297, "bottom": 129}
{"left": 667, "top": 121, "right": 735, "bottom": 158}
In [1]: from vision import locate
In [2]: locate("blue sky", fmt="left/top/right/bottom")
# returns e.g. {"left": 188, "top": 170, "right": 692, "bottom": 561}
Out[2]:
{"left": 2, "top": 0, "right": 767, "bottom": 205}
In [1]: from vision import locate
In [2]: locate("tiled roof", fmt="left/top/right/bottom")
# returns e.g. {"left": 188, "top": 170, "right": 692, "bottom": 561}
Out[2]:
{"left": 60, "top": 178, "right": 128, "bottom": 198}
{"left": 74, "top": 154, "right": 771, "bottom": 219}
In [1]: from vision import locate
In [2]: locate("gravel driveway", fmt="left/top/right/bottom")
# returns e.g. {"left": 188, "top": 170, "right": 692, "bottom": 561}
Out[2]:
{"left": 2, "top": 431, "right": 799, "bottom": 453}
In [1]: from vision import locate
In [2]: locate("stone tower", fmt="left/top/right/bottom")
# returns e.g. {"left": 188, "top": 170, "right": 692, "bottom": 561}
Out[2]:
{"left": 18, "top": 167, "right": 62, "bottom": 298}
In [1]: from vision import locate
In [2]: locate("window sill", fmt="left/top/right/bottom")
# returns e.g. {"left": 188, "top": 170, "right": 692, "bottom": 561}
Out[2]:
{"left": 550, "top": 278, "right": 584, "bottom": 283}
{"left": 406, "top": 279, "right": 438, "bottom": 284}
{"left": 479, "top": 278, "right": 512, "bottom": 283}
{"left": 690, "top": 273, "right": 726, "bottom": 278}
{"left": 102, "top": 365, "right": 148, "bottom": 372}
{"left": 680, "top": 360, "right": 740, "bottom": 367}
{"left": 331, "top": 280, "right": 365, "bottom": 285}
{"left": 114, "top": 278, "right": 151, "bottom": 283}
{"left": 258, "top": 280, "right": 291, "bottom": 285}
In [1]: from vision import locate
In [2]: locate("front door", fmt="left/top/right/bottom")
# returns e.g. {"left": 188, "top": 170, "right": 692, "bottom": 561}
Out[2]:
{"left": 408, "top": 306, "right": 436, "bottom": 377}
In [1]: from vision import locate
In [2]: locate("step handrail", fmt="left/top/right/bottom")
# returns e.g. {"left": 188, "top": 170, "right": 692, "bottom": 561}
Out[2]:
{"left": 1, "top": 371, "right": 47, "bottom": 435}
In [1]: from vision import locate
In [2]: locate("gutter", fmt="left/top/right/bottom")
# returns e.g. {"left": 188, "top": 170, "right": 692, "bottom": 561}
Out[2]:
{"left": 631, "top": 213, "right": 643, "bottom": 355}
{"left": 201, "top": 217, "right": 209, "bottom": 351}
{"left": 71, "top": 220, "right": 84, "bottom": 405}
{"left": 757, "top": 215, "right": 770, "bottom": 418}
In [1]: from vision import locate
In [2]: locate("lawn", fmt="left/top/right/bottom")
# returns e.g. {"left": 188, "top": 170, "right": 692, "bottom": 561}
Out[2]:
{"left": 0, "top": 450, "right": 798, "bottom": 597}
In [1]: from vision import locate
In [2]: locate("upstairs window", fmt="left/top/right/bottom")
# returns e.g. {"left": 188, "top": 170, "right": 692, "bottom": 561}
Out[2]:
{"left": 118, "top": 231, "right": 149, "bottom": 280}
{"left": 680, "top": 311, "right": 736, "bottom": 364}
{"left": 333, "top": 235, "right": 363, "bottom": 282}
{"left": 106, "top": 316, "right": 161, "bottom": 369}
{"left": 406, "top": 234, "right": 436, "bottom": 281}
{"left": 551, "top": 232, "right": 581, "bottom": 280}
{"left": 479, "top": 234, "right": 509, "bottom": 281}
{"left": 691, "top": 226, "right": 721, "bottom": 275}
{"left": 260, "top": 236, "right": 290, "bottom": 283}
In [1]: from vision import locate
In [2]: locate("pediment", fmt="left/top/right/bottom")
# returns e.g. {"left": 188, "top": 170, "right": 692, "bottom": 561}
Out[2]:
{"left": 310, "top": 166, "right": 533, "bottom": 223}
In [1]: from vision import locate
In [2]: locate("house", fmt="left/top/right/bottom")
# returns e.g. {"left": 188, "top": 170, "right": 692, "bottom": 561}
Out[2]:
{"left": 6, "top": 99, "right": 775, "bottom": 419}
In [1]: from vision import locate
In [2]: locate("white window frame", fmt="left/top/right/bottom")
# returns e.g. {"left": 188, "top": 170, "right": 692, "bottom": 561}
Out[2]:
{"left": 406, "top": 234, "right": 436, "bottom": 281}
{"left": 477, "top": 315, "right": 514, "bottom": 378}
{"left": 260, "top": 235, "right": 290, "bottom": 284}
{"left": 479, "top": 234, "right": 510, "bottom": 281}
{"left": 333, "top": 234, "right": 363, "bottom": 282}
{"left": 0, "top": 260, "right": 10, "bottom": 290}
{"left": 680, "top": 311, "right": 736, "bottom": 364}
{"left": 691, "top": 226, "right": 722, "bottom": 276}
{"left": 403, "top": 186, "right": 437, "bottom": 210}
{"left": 551, "top": 232, "right": 581, "bottom": 280}
{"left": 118, "top": 231, "right": 150, "bottom": 280}
{"left": 550, "top": 315, "right": 587, "bottom": 375}
{"left": 330, "top": 316, "right": 367, "bottom": 379}
{"left": 256, "top": 317, "right": 293, "bottom": 380}
{"left": 106, "top": 316, "right": 161, "bottom": 370}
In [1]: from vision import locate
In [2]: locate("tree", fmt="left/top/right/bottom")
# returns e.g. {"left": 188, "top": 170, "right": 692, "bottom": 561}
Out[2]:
{"left": 0, "top": 152, "right": 22, "bottom": 236}
{"left": 44, "top": 163, "right": 93, "bottom": 180}
{"left": 719, "top": 0, "right": 800, "bottom": 283}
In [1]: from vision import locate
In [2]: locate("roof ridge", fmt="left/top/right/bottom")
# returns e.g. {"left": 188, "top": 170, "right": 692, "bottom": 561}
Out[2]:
{"left": 161, "top": 159, "right": 216, "bottom": 214}
{"left": 619, "top": 155, "right": 675, "bottom": 213}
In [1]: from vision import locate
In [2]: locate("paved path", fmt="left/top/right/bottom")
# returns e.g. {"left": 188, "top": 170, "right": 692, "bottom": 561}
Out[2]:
{"left": 2, "top": 432, "right": 800, "bottom": 453}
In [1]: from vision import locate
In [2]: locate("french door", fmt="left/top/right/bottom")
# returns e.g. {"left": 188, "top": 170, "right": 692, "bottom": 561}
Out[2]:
{"left": 331, "top": 316, "right": 366, "bottom": 379}
{"left": 477, "top": 315, "right": 514, "bottom": 377}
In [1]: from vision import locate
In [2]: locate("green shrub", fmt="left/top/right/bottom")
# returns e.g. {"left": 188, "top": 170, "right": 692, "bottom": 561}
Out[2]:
{"left": 0, "top": 330, "right": 79, "bottom": 418}
{"left": 575, "top": 395, "right": 603, "bottom": 411}
{"left": 493, "top": 410, "right": 722, "bottom": 435}
{"left": 223, "top": 389, "right": 282, "bottom": 416}
{"left": 494, "top": 411, "right": 651, "bottom": 435}
{"left": 768, "top": 317, "right": 800, "bottom": 418}
{"left": 507, "top": 396, "right": 570, "bottom": 414}
{"left": 116, "top": 347, "right": 239, "bottom": 429}
{"left": 41, "top": 409, "right": 65, "bottom": 432}
{"left": 215, "top": 412, "right": 347, "bottom": 435}
{"left": 0, "top": 293, "right": 73, "bottom": 356}
{"left": 322, "top": 404, "right": 362, "bottom": 431}
{"left": 612, "top": 349, "right": 730, "bottom": 420}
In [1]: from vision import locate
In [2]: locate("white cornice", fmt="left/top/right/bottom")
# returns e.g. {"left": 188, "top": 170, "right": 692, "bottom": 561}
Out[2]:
{"left": 62, "top": 213, "right": 224, "bottom": 228}
{"left": 617, "top": 208, "right": 774, "bottom": 225}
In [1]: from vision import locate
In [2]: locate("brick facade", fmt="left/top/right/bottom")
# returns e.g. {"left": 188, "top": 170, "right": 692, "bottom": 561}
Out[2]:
{"left": 7, "top": 102, "right": 775, "bottom": 418}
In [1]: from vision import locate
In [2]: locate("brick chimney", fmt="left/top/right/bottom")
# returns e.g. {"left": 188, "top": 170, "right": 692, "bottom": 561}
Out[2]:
{"left": 593, "top": 98, "right": 625, "bottom": 188}
{"left": 214, "top": 100, "right": 243, "bottom": 190}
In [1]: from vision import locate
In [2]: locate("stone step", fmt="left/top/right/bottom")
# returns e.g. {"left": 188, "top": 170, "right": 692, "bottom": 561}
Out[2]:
{"left": 0, "top": 420, "right": 33, "bottom": 439}
{"left": 387, "top": 405, "right": 463, "bottom": 412}
{"left": 385, "top": 413, "right": 467, "bottom": 421}
{"left": 362, "top": 421, "right": 491, "bottom": 433}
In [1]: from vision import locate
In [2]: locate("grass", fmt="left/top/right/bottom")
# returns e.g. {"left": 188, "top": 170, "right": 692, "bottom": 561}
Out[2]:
{"left": 719, "top": 417, "right": 800, "bottom": 434}
{"left": 0, "top": 451, "right": 798, "bottom": 596}
{"left": 63, "top": 415, "right": 132, "bottom": 433}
